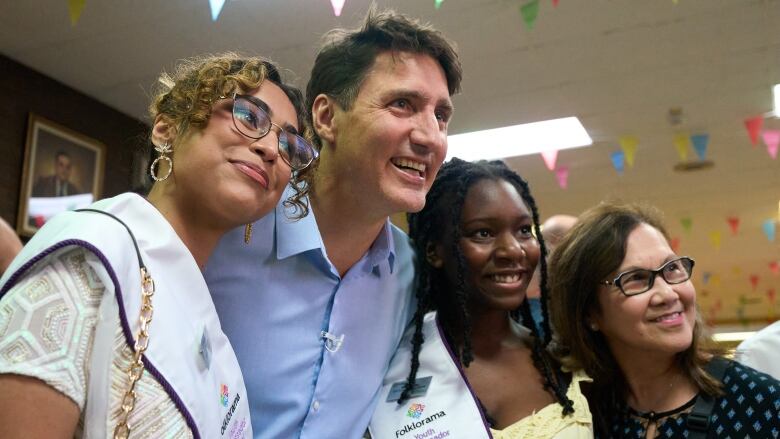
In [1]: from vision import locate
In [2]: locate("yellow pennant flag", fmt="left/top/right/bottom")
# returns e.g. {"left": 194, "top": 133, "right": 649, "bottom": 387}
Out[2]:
{"left": 69, "top": 0, "right": 86, "bottom": 25}
{"left": 732, "top": 266, "right": 742, "bottom": 275}
{"left": 619, "top": 136, "right": 639, "bottom": 168}
{"left": 674, "top": 134, "right": 690, "bottom": 161}
{"left": 709, "top": 230, "right": 721, "bottom": 250}
{"left": 710, "top": 274, "right": 721, "bottom": 288}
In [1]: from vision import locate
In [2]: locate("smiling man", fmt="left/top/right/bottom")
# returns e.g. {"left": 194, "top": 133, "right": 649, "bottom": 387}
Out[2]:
{"left": 204, "top": 9, "right": 462, "bottom": 439}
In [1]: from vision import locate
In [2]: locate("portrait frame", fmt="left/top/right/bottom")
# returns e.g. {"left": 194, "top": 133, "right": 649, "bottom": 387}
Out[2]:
{"left": 16, "top": 114, "right": 106, "bottom": 237}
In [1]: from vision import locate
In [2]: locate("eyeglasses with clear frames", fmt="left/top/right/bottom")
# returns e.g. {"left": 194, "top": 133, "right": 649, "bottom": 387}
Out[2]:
{"left": 601, "top": 256, "right": 695, "bottom": 296}
{"left": 221, "top": 92, "right": 318, "bottom": 171}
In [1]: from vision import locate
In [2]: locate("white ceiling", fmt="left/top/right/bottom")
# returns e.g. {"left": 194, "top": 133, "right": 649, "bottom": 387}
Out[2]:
{"left": 2, "top": 0, "right": 779, "bottom": 325}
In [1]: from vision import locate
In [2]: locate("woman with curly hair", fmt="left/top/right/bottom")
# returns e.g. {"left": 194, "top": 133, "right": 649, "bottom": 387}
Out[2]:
{"left": 548, "top": 202, "right": 780, "bottom": 438}
{"left": 369, "top": 158, "right": 592, "bottom": 439}
{"left": 0, "top": 53, "right": 317, "bottom": 438}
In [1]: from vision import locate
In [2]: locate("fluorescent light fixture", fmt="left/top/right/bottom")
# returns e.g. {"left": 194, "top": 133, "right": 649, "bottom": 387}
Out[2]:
{"left": 446, "top": 116, "right": 592, "bottom": 162}
{"left": 775, "top": 84, "right": 780, "bottom": 116}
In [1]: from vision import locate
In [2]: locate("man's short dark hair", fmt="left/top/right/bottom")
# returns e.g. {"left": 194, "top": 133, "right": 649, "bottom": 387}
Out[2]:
{"left": 55, "top": 150, "right": 71, "bottom": 161}
{"left": 305, "top": 8, "right": 462, "bottom": 148}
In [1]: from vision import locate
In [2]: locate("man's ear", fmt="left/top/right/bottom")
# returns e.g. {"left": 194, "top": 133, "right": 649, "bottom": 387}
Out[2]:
{"left": 310, "top": 94, "right": 339, "bottom": 147}
{"left": 425, "top": 242, "right": 444, "bottom": 268}
{"left": 151, "top": 115, "right": 177, "bottom": 147}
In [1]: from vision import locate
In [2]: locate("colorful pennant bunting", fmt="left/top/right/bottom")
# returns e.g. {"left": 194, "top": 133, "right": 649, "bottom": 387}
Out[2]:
{"left": 541, "top": 150, "right": 558, "bottom": 171}
{"left": 680, "top": 217, "right": 692, "bottom": 233}
{"left": 763, "top": 219, "right": 776, "bottom": 242}
{"left": 749, "top": 275, "right": 760, "bottom": 291}
{"left": 555, "top": 166, "right": 569, "bottom": 189}
{"left": 691, "top": 134, "right": 709, "bottom": 160}
{"left": 520, "top": 0, "right": 540, "bottom": 30}
{"left": 763, "top": 129, "right": 780, "bottom": 159}
{"left": 619, "top": 136, "right": 638, "bottom": 167}
{"left": 209, "top": 0, "right": 226, "bottom": 20}
{"left": 727, "top": 216, "right": 740, "bottom": 235}
{"left": 744, "top": 116, "right": 763, "bottom": 145}
{"left": 610, "top": 151, "right": 625, "bottom": 174}
{"left": 68, "top": 0, "right": 86, "bottom": 25}
{"left": 673, "top": 134, "right": 690, "bottom": 161}
{"left": 708, "top": 230, "right": 721, "bottom": 249}
{"left": 330, "top": 0, "right": 346, "bottom": 16}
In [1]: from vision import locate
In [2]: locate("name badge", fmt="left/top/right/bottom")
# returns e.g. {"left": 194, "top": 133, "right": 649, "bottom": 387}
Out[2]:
{"left": 385, "top": 376, "right": 432, "bottom": 402}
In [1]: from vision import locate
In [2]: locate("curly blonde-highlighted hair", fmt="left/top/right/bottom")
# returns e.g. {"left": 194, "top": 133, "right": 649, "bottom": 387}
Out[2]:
{"left": 148, "top": 52, "right": 313, "bottom": 218}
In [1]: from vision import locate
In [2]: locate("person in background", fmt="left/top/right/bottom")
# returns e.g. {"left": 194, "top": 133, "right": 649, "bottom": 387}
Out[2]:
{"left": 549, "top": 202, "right": 780, "bottom": 438}
{"left": 0, "top": 53, "right": 316, "bottom": 438}
{"left": 735, "top": 320, "right": 780, "bottom": 379}
{"left": 204, "top": 8, "right": 462, "bottom": 438}
{"left": 0, "top": 217, "right": 22, "bottom": 276}
{"left": 370, "top": 159, "right": 592, "bottom": 439}
{"left": 525, "top": 214, "right": 578, "bottom": 334}
{"left": 32, "top": 150, "right": 83, "bottom": 197}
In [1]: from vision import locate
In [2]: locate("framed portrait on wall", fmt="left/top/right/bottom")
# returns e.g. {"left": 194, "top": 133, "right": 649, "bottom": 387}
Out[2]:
{"left": 16, "top": 114, "right": 106, "bottom": 236}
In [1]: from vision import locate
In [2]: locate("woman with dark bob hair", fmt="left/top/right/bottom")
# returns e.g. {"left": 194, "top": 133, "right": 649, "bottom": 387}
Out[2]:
{"left": 0, "top": 53, "right": 317, "bottom": 438}
{"left": 548, "top": 202, "right": 780, "bottom": 438}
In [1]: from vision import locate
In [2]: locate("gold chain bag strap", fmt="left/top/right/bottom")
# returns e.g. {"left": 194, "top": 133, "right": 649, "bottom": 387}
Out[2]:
{"left": 76, "top": 208, "right": 156, "bottom": 439}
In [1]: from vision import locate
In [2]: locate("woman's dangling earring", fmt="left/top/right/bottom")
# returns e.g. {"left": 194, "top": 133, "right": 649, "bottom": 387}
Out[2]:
{"left": 150, "top": 142, "right": 173, "bottom": 181}
{"left": 244, "top": 223, "right": 253, "bottom": 244}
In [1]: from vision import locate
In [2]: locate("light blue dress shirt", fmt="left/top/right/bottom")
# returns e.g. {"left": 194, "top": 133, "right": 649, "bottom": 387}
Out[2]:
{"left": 204, "top": 194, "right": 416, "bottom": 439}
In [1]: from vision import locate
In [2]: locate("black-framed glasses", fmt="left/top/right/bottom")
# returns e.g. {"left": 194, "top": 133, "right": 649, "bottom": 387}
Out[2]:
{"left": 225, "top": 92, "right": 318, "bottom": 171}
{"left": 602, "top": 256, "right": 695, "bottom": 296}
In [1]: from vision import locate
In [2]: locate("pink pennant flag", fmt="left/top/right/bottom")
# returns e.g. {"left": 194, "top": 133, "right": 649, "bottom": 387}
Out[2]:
{"left": 744, "top": 116, "right": 763, "bottom": 145}
{"left": 555, "top": 166, "right": 569, "bottom": 189}
{"left": 34, "top": 215, "right": 46, "bottom": 228}
{"left": 541, "top": 150, "right": 558, "bottom": 171}
{"left": 552, "top": 0, "right": 560, "bottom": 7}
{"left": 749, "top": 274, "right": 759, "bottom": 291}
{"left": 727, "top": 216, "right": 740, "bottom": 235}
{"left": 770, "top": 261, "right": 779, "bottom": 275}
{"left": 670, "top": 237, "right": 681, "bottom": 253}
{"left": 330, "top": 0, "right": 346, "bottom": 16}
{"left": 763, "top": 129, "right": 780, "bottom": 159}
{"left": 768, "top": 288, "right": 776, "bottom": 303}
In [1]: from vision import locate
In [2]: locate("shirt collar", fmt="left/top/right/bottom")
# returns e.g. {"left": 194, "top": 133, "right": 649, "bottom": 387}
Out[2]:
{"left": 274, "top": 190, "right": 397, "bottom": 276}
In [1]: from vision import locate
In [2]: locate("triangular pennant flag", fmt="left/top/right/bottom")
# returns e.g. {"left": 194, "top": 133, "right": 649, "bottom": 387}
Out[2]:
{"left": 763, "top": 129, "right": 780, "bottom": 159}
{"left": 68, "top": 0, "right": 86, "bottom": 25}
{"left": 727, "top": 216, "right": 740, "bottom": 235}
{"left": 702, "top": 272, "right": 711, "bottom": 285}
{"left": 732, "top": 266, "right": 742, "bottom": 275}
{"left": 767, "top": 288, "right": 776, "bottom": 303}
{"left": 691, "top": 134, "right": 709, "bottom": 161}
{"left": 770, "top": 261, "right": 779, "bottom": 275}
{"left": 541, "top": 150, "right": 558, "bottom": 171}
{"left": 555, "top": 166, "right": 569, "bottom": 189}
{"left": 209, "top": 0, "right": 226, "bottom": 20}
{"left": 744, "top": 116, "right": 763, "bottom": 145}
{"left": 750, "top": 274, "right": 760, "bottom": 291}
{"left": 435, "top": 0, "right": 444, "bottom": 9}
{"left": 711, "top": 274, "right": 721, "bottom": 287}
{"left": 330, "top": 0, "right": 346, "bottom": 16}
{"left": 520, "top": 0, "right": 540, "bottom": 30}
{"left": 763, "top": 219, "right": 776, "bottom": 242}
{"left": 673, "top": 134, "right": 690, "bottom": 161}
{"left": 610, "top": 151, "right": 625, "bottom": 174}
{"left": 619, "top": 136, "right": 638, "bottom": 167}
{"left": 708, "top": 230, "right": 721, "bottom": 249}
{"left": 552, "top": 0, "right": 560, "bottom": 7}
{"left": 680, "top": 217, "right": 692, "bottom": 233}
{"left": 670, "top": 237, "right": 680, "bottom": 253}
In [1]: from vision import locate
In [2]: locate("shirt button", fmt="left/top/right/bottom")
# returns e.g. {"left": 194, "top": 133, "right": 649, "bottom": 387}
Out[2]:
{"left": 312, "top": 400, "right": 320, "bottom": 412}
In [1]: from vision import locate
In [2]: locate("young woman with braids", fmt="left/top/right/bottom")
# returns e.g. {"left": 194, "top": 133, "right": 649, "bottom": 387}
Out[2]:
{"left": 369, "top": 158, "right": 593, "bottom": 439}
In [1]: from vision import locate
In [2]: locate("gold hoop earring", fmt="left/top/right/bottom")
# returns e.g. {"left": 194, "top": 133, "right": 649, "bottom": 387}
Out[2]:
{"left": 150, "top": 142, "right": 173, "bottom": 181}
{"left": 244, "top": 223, "right": 253, "bottom": 244}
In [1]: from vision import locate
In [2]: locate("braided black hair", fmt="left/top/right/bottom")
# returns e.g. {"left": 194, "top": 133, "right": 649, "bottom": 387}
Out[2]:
{"left": 398, "top": 158, "right": 574, "bottom": 419}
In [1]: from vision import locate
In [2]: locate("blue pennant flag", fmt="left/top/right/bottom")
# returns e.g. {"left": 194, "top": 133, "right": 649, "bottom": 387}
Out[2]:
{"left": 691, "top": 134, "right": 709, "bottom": 161}
{"left": 610, "top": 151, "right": 625, "bottom": 174}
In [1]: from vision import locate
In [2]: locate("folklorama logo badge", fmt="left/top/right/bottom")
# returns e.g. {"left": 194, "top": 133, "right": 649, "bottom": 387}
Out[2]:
{"left": 220, "top": 384, "right": 229, "bottom": 407}
{"left": 406, "top": 403, "right": 425, "bottom": 419}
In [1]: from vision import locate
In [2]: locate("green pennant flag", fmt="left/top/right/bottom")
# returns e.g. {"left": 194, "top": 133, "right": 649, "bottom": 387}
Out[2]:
{"left": 435, "top": 0, "right": 444, "bottom": 9}
{"left": 680, "top": 217, "right": 692, "bottom": 233}
{"left": 520, "top": 0, "right": 540, "bottom": 30}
